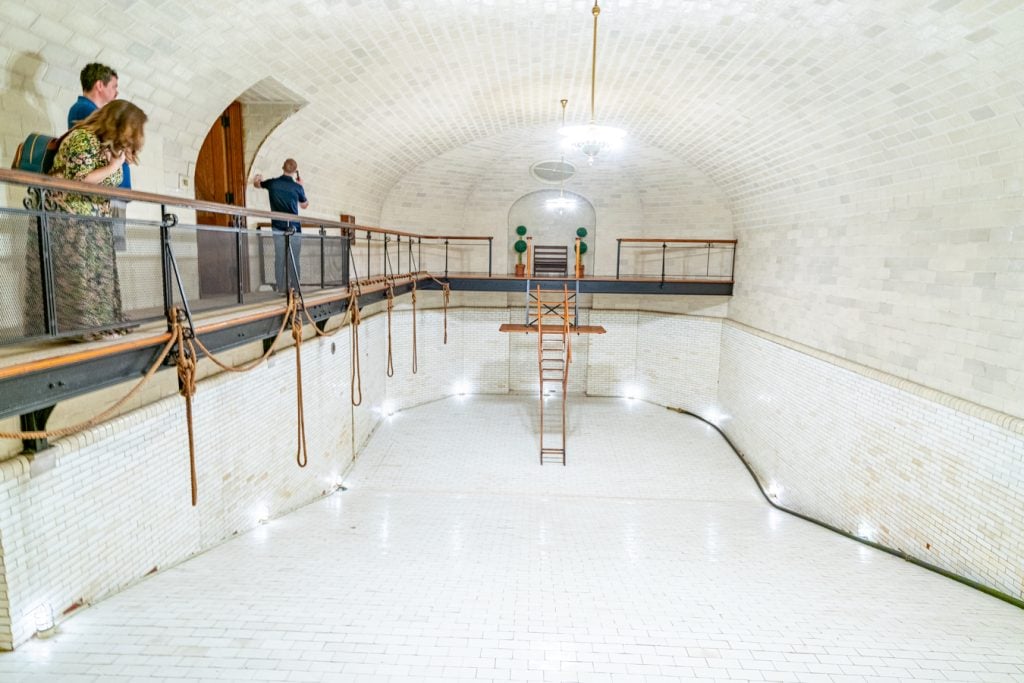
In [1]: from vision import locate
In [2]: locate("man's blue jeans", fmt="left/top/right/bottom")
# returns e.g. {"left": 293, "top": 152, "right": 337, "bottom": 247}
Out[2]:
{"left": 273, "top": 230, "right": 302, "bottom": 293}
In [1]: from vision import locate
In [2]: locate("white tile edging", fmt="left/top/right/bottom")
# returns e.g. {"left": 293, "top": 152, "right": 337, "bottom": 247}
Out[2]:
{"left": 724, "top": 319, "right": 1024, "bottom": 435}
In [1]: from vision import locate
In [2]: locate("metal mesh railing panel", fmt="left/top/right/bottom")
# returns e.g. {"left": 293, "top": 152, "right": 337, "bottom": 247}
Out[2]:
{"left": 0, "top": 206, "right": 41, "bottom": 343}
{"left": 9, "top": 208, "right": 165, "bottom": 341}
{"left": 618, "top": 243, "right": 735, "bottom": 280}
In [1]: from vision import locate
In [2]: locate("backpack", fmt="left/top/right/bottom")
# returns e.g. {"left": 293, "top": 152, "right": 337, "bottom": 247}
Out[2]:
{"left": 11, "top": 133, "right": 62, "bottom": 174}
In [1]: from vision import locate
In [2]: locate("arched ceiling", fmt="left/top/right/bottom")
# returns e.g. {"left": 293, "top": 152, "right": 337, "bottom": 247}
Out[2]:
{"left": 6, "top": 0, "right": 1022, "bottom": 216}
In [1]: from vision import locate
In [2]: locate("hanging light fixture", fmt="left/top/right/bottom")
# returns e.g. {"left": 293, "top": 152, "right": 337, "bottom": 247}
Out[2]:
{"left": 559, "top": 0, "right": 626, "bottom": 165}
{"left": 547, "top": 99, "right": 578, "bottom": 212}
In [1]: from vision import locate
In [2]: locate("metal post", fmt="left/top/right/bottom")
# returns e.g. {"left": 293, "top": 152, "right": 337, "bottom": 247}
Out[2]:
{"left": 341, "top": 228, "right": 351, "bottom": 288}
{"left": 366, "top": 231, "right": 371, "bottom": 281}
{"left": 160, "top": 206, "right": 176, "bottom": 324}
{"left": 661, "top": 242, "right": 667, "bottom": 285}
{"left": 396, "top": 235, "right": 401, "bottom": 274}
{"left": 320, "top": 226, "right": 327, "bottom": 289}
{"left": 488, "top": 237, "right": 493, "bottom": 277}
{"left": 166, "top": 233, "right": 195, "bottom": 328}
{"left": 233, "top": 214, "right": 244, "bottom": 304}
{"left": 706, "top": 241, "right": 711, "bottom": 278}
{"left": 383, "top": 235, "right": 389, "bottom": 277}
{"left": 256, "top": 223, "right": 267, "bottom": 289}
{"left": 284, "top": 231, "right": 292, "bottom": 292}
{"left": 730, "top": 242, "right": 737, "bottom": 283}
{"left": 418, "top": 237, "right": 422, "bottom": 273}
{"left": 36, "top": 189, "right": 57, "bottom": 335}
{"left": 408, "top": 237, "right": 413, "bottom": 273}
{"left": 444, "top": 239, "right": 449, "bottom": 278}
{"left": 20, "top": 406, "right": 55, "bottom": 454}
{"left": 616, "top": 239, "right": 621, "bottom": 279}
{"left": 287, "top": 232, "right": 302, "bottom": 296}
{"left": 574, "top": 277, "right": 579, "bottom": 328}
{"left": 524, "top": 278, "right": 531, "bottom": 325}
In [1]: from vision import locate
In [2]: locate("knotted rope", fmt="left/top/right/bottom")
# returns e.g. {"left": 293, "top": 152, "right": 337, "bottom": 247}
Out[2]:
{"left": 0, "top": 317, "right": 183, "bottom": 442}
{"left": 422, "top": 273, "right": 451, "bottom": 345}
{"left": 173, "top": 314, "right": 199, "bottom": 505}
{"left": 410, "top": 281, "right": 418, "bottom": 374}
{"left": 289, "top": 290, "right": 309, "bottom": 468}
{"left": 385, "top": 284, "right": 396, "bottom": 378}
{"left": 348, "top": 294, "right": 363, "bottom": 406}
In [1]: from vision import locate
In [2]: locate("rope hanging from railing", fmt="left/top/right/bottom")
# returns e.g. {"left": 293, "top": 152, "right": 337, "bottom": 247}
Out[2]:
{"left": 289, "top": 290, "right": 309, "bottom": 468}
{"left": 385, "top": 283, "right": 396, "bottom": 377}
{"left": 410, "top": 281, "right": 418, "bottom": 374}
{"left": 349, "top": 294, "right": 363, "bottom": 406}
{"left": 0, "top": 327, "right": 179, "bottom": 443}
{"left": 191, "top": 299, "right": 296, "bottom": 371}
{"left": 0, "top": 295, "right": 325, "bottom": 505}
{"left": 421, "top": 272, "right": 451, "bottom": 345}
{"left": 173, "top": 314, "right": 199, "bottom": 505}
{"left": 287, "top": 286, "right": 363, "bottom": 410}
{"left": 345, "top": 234, "right": 365, "bottom": 407}
{"left": 1, "top": 271, "right": 453, "bottom": 499}
{"left": 0, "top": 311, "right": 195, "bottom": 505}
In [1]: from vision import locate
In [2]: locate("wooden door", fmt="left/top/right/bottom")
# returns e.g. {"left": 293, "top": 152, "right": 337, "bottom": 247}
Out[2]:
{"left": 195, "top": 101, "right": 247, "bottom": 299}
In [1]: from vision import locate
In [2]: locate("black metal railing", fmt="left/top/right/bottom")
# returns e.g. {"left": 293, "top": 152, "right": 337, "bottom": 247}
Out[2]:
{"left": 0, "top": 168, "right": 492, "bottom": 346}
{"left": 615, "top": 238, "right": 737, "bottom": 283}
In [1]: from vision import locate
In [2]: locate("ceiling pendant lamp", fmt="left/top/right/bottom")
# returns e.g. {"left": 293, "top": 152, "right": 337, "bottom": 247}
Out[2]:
{"left": 547, "top": 99, "right": 578, "bottom": 212}
{"left": 559, "top": 0, "right": 626, "bottom": 165}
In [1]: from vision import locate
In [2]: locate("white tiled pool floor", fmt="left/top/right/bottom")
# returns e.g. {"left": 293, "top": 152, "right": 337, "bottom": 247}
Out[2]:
{"left": 2, "top": 395, "right": 1022, "bottom": 682}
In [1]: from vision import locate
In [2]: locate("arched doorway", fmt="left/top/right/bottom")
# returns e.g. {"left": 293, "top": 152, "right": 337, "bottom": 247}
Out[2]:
{"left": 507, "top": 189, "right": 595, "bottom": 275}
{"left": 193, "top": 78, "right": 308, "bottom": 298}
{"left": 195, "top": 102, "right": 246, "bottom": 298}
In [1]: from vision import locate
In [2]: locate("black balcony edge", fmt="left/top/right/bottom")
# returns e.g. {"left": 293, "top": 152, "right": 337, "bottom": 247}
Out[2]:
{"left": 1, "top": 277, "right": 730, "bottom": 422}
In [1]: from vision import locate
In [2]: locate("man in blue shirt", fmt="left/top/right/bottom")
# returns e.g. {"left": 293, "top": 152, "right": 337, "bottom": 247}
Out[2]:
{"left": 68, "top": 63, "right": 131, "bottom": 191}
{"left": 253, "top": 159, "right": 309, "bottom": 293}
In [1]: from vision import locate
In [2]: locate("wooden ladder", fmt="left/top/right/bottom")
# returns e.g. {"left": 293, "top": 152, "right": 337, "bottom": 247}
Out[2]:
{"left": 536, "top": 284, "right": 572, "bottom": 465}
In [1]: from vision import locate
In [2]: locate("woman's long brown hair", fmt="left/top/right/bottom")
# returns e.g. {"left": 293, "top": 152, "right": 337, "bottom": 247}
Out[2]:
{"left": 75, "top": 100, "right": 148, "bottom": 163}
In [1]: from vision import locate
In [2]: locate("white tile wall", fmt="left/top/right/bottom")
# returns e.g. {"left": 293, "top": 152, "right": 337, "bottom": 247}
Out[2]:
{"left": 379, "top": 134, "right": 733, "bottom": 276}
{"left": 1, "top": 305, "right": 1022, "bottom": 651}
{"left": 717, "top": 322, "right": 1024, "bottom": 601}
{"left": 636, "top": 313, "right": 722, "bottom": 415}
{"left": 0, "top": 331, "right": 368, "bottom": 651}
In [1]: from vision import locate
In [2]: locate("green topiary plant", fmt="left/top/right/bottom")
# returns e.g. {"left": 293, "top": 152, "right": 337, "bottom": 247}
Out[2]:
{"left": 514, "top": 238, "right": 528, "bottom": 263}
{"left": 576, "top": 227, "right": 588, "bottom": 258}
{"left": 514, "top": 225, "right": 528, "bottom": 266}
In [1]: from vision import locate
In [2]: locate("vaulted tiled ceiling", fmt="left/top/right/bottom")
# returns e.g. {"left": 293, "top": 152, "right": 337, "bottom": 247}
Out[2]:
{"left": 7, "top": 0, "right": 1022, "bottom": 213}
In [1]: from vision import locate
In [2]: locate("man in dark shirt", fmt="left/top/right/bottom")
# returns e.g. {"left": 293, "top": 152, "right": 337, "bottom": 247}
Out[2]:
{"left": 68, "top": 63, "right": 131, "bottom": 191}
{"left": 253, "top": 158, "right": 309, "bottom": 293}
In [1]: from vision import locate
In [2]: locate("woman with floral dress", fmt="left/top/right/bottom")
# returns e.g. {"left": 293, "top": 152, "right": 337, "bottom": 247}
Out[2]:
{"left": 24, "top": 100, "right": 147, "bottom": 340}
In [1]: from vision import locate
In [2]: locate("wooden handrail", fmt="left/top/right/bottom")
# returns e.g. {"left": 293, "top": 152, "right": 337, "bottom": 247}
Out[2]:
{"left": 0, "top": 168, "right": 490, "bottom": 243}
{"left": 0, "top": 271, "right": 444, "bottom": 382}
{"left": 617, "top": 238, "right": 737, "bottom": 244}
{"left": 252, "top": 221, "right": 491, "bottom": 242}
{"left": 1, "top": 167, "right": 295, "bottom": 222}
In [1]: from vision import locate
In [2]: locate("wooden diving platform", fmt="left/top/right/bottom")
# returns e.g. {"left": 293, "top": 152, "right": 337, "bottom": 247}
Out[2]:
{"left": 499, "top": 324, "right": 606, "bottom": 334}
